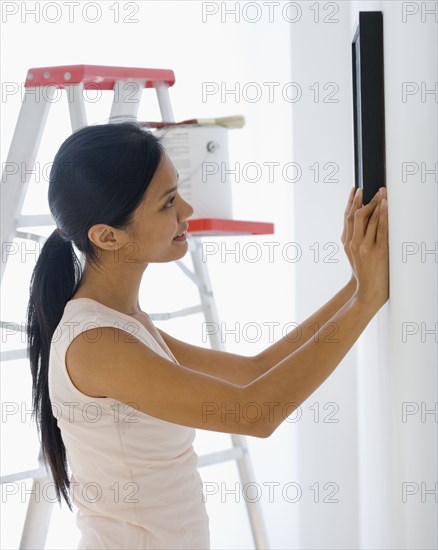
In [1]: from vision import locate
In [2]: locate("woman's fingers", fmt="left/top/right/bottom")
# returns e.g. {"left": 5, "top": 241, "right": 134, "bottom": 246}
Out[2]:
{"left": 347, "top": 187, "right": 389, "bottom": 308}
{"left": 363, "top": 200, "right": 381, "bottom": 245}
{"left": 352, "top": 196, "right": 379, "bottom": 242}
{"left": 344, "top": 186, "right": 386, "bottom": 246}
{"left": 376, "top": 199, "right": 388, "bottom": 248}
{"left": 344, "top": 186, "right": 356, "bottom": 215}
{"left": 342, "top": 188, "right": 354, "bottom": 238}
{"left": 378, "top": 187, "right": 387, "bottom": 199}
{"left": 345, "top": 188, "right": 363, "bottom": 239}
{"left": 351, "top": 187, "right": 363, "bottom": 212}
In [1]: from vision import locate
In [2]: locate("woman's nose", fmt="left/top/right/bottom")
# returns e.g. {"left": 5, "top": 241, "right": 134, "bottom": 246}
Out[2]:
{"left": 181, "top": 198, "right": 194, "bottom": 220}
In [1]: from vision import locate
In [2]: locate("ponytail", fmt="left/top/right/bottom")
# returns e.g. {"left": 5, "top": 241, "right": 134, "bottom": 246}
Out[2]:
{"left": 26, "top": 122, "right": 164, "bottom": 508}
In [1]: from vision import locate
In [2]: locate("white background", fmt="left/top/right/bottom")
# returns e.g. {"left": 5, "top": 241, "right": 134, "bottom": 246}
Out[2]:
{"left": 1, "top": 1, "right": 437, "bottom": 549}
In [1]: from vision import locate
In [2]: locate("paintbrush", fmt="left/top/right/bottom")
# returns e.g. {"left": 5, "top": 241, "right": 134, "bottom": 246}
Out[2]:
{"left": 140, "top": 115, "right": 245, "bottom": 130}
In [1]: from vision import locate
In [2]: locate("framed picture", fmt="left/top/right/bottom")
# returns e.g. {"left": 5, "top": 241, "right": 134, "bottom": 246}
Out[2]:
{"left": 352, "top": 11, "right": 386, "bottom": 205}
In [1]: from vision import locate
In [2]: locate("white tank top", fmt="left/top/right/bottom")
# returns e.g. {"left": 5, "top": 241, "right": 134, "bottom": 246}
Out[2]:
{"left": 48, "top": 297, "right": 210, "bottom": 549}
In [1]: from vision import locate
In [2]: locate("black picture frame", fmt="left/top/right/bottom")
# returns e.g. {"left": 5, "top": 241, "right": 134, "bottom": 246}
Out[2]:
{"left": 352, "top": 11, "right": 386, "bottom": 205}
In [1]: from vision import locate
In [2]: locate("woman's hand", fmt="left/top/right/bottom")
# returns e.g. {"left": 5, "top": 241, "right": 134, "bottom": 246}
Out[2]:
{"left": 348, "top": 188, "right": 389, "bottom": 309}
{"left": 341, "top": 186, "right": 387, "bottom": 285}
{"left": 341, "top": 187, "right": 357, "bottom": 283}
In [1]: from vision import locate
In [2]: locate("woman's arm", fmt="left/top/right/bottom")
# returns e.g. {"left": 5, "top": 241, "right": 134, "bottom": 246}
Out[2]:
{"left": 245, "top": 291, "right": 379, "bottom": 436}
{"left": 157, "top": 277, "right": 357, "bottom": 386}
{"left": 66, "top": 290, "right": 379, "bottom": 439}
{"left": 254, "top": 276, "right": 357, "bottom": 375}
{"left": 158, "top": 187, "right": 375, "bottom": 385}
{"left": 246, "top": 188, "right": 389, "bottom": 436}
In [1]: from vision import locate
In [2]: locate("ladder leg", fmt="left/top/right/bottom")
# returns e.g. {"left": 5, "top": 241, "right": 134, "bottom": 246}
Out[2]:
{"left": 189, "top": 237, "right": 270, "bottom": 550}
{"left": 155, "top": 83, "right": 175, "bottom": 122}
{"left": 1, "top": 86, "right": 56, "bottom": 282}
{"left": 66, "top": 83, "right": 88, "bottom": 132}
{"left": 109, "top": 80, "right": 144, "bottom": 123}
{"left": 19, "top": 449, "right": 54, "bottom": 549}
{"left": 229, "top": 433, "right": 270, "bottom": 550}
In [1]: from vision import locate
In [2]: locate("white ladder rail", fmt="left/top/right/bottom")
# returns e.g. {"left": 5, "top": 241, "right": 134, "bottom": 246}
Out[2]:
{"left": 189, "top": 237, "right": 269, "bottom": 547}
{"left": 1, "top": 85, "right": 57, "bottom": 282}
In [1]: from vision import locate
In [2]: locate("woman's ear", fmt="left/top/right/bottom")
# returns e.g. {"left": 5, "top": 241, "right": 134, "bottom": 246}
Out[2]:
{"left": 88, "top": 225, "right": 120, "bottom": 250}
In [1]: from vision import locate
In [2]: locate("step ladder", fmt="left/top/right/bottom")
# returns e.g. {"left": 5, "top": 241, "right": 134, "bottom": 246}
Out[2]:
{"left": 0, "top": 65, "right": 275, "bottom": 549}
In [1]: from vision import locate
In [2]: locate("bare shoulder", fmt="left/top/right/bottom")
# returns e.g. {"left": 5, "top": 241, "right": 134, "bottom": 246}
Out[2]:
{"left": 64, "top": 325, "right": 264, "bottom": 436}
{"left": 65, "top": 325, "right": 121, "bottom": 398}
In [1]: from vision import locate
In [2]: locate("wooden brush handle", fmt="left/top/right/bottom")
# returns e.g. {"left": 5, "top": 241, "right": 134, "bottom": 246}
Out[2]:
{"left": 140, "top": 120, "right": 198, "bottom": 128}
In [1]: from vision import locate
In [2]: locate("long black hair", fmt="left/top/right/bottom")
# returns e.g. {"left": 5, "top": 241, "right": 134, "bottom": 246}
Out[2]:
{"left": 26, "top": 122, "right": 165, "bottom": 509}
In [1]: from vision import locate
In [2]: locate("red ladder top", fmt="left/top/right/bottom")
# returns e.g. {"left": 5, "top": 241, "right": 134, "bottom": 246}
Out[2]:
{"left": 187, "top": 219, "right": 274, "bottom": 236}
{"left": 25, "top": 64, "right": 175, "bottom": 90}
{"left": 23, "top": 65, "right": 274, "bottom": 236}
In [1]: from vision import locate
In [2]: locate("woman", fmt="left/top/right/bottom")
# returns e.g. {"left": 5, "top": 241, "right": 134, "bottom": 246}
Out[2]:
{"left": 27, "top": 122, "right": 389, "bottom": 549}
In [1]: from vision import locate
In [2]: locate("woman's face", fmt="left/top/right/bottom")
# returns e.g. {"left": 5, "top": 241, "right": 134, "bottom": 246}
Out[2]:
{"left": 124, "top": 152, "right": 194, "bottom": 263}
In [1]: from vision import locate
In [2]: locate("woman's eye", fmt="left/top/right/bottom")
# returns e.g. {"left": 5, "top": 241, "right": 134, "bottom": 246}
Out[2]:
{"left": 165, "top": 195, "right": 176, "bottom": 208}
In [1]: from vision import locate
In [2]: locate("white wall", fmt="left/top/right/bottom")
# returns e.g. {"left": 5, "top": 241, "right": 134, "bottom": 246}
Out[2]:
{"left": 291, "top": 1, "right": 437, "bottom": 548}
{"left": 290, "top": 2, "right": 360, "bottom": 547}
{"left": 353, "top": 1, "right": 438, "bottom": 548}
